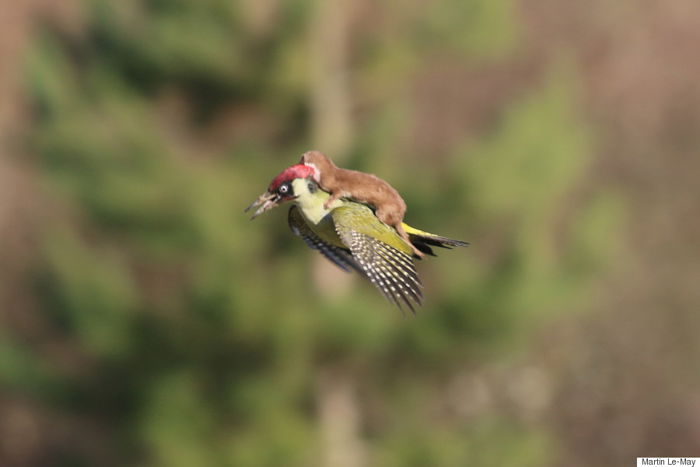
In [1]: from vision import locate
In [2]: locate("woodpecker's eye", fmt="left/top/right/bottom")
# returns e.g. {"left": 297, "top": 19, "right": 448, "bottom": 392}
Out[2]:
{"left": 278, "top": 184, "right": 290, "bottom": 195}
{"left": 308, "top": 182, "right": 317, "bottom": 193}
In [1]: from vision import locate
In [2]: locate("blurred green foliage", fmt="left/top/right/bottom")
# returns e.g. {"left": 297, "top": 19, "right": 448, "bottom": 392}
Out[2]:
{"left": 20, "top": 0, "right": 618, "bottom": 465}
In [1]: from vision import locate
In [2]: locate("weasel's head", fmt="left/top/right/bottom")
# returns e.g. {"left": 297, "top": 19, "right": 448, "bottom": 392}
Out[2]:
{"left": 300, "top": 150, "right": 332, "bottom": 182}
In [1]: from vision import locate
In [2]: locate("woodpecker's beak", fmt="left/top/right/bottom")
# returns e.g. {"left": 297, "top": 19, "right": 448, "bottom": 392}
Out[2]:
{"left": 245, "top": 191, "right": 281, "bottom": 219}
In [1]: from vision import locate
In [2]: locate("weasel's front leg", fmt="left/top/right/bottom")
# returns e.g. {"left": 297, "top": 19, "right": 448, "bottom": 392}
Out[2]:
{"left": 323, "top": 191, "right": 344, "bottom": 210}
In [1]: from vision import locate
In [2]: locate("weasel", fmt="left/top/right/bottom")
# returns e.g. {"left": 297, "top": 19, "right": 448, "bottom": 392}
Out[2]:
{"left": 300, "top": 150, "right": 423, "bottom": 257}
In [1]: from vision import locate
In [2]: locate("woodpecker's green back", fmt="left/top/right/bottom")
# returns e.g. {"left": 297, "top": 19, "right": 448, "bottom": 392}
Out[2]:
{"left": 287, "top": 179, "right": 467, "bottom": 312}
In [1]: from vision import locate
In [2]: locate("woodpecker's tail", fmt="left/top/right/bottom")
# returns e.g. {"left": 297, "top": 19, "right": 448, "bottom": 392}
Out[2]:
{"left": 402, "top": 224, "right": 469, "bottom": 257}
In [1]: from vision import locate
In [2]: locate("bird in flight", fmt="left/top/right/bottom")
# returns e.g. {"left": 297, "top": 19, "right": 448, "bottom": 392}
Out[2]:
{"left": 246, "top": 163, "right": 467, "bottom": 313}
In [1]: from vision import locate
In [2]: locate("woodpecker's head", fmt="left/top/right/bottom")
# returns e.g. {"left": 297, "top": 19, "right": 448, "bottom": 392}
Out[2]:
{"left": 245, "top": 164, "right": 315, "bottom": 218}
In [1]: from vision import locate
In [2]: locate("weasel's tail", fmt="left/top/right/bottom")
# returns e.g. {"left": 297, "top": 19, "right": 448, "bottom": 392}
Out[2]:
{"left": 402, "top": 223, "right": 469, "bottom": 257}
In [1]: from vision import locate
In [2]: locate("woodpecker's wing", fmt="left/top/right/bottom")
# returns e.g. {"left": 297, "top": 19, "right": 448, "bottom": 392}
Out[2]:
{"left": 331, "top": 205, "right": 423, "bottom": 313}
{"left": 288, "top": 205, "right": 362, "bottom": 274}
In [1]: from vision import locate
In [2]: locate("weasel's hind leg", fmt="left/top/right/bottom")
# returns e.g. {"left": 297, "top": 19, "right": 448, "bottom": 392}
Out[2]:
{"left": 395, "top": 222, "right": 425, "bottom": 258}
{"left": 376, "top": 206, "right": 424, "bottom": 258}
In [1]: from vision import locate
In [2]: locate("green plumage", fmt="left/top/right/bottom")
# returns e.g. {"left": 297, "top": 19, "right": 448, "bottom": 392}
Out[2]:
{"left": 287, "top": 179, "right": 467, "bottom": 312}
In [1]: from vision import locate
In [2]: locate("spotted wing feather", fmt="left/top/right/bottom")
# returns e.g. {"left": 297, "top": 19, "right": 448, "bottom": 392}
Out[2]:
{"left": 333, "top": 212, "right": 423, "bottom": 313}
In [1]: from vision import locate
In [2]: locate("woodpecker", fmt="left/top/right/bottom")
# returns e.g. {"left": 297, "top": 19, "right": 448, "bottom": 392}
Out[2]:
{"left": 300, "top": 150, "right": 423, "bottom": 257}
{"left": 245, "top": 164, "right": 468, "bottom": 312}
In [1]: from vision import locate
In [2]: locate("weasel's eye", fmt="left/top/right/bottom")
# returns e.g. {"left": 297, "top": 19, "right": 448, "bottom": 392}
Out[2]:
{"left": 278, "top": 184, "right": 289, "bottom": 194}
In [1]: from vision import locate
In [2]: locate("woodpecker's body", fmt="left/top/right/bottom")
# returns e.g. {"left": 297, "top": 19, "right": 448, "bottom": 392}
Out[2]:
{"left": 245, "top": 164, "right": 468, "bottom": 312}
{"left": 300, "top": 151, "right": 423, "bottom": 257}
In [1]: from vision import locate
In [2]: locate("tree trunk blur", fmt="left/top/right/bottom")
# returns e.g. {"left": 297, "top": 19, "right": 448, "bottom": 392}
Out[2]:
{"left": 317, "top": 368, "right": 366, "bottom": 467}
{"left": 309, "top": 2, "right": 364, "bottom": 467}
{"left": 308, "top": 0, "right": 354, "bottom": 298}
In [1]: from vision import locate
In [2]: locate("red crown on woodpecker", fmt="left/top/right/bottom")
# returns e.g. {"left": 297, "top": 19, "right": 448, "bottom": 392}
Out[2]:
{"left": 268, "top": 164, "right": 314, "bottom": 192}
{"left": 245, "top": 164, "right": 315, "bottom": 219}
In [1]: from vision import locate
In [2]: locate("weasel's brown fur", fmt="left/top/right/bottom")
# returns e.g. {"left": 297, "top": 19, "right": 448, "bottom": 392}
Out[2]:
{"left": 300, "top": 150, "right": 423, "bottom": 257}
